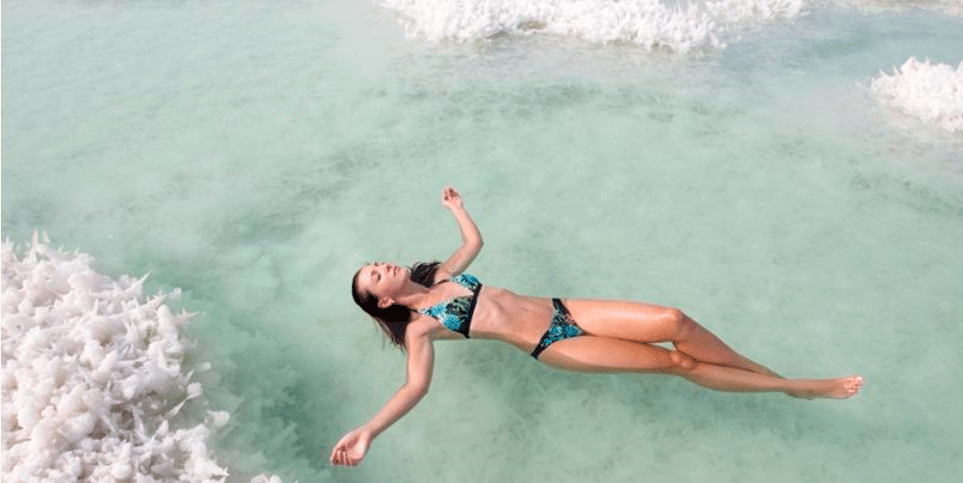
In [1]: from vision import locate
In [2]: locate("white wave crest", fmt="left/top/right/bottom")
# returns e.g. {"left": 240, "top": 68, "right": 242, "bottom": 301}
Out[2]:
{"left": 871, "top": 57, "right": 963, "bottom": 133}
{"left": 1, "top": 233, "right": 281, "bottom": 483}
{"left": 380, "top": 0, "right": 807, "bottom": 52}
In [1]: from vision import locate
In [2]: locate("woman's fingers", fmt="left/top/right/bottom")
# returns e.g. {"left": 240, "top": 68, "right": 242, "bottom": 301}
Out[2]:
{"left": 441, "top": 186, "right": 462, "bottom": 208}
{"left": 330, "top": 444, "right": 358, "bottom": 467}
{"left": 331, "top": 444, "right": 347, "bottom": 466}
{"left": 331, "top": 430, "right": 358, "bottom": 466}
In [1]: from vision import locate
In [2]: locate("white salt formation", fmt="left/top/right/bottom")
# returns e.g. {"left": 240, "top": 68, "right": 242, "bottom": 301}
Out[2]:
{"left": 380, "top": 0, "right": 806, "bottom": 52}
{"left": 871, "top": 57, "right": 963, "bottom": 133}
{"left": 828, "top": 0, "right": 963, "bottom": 18}
{"left": 1, "top": 234, "right": 280, "bottom": 482}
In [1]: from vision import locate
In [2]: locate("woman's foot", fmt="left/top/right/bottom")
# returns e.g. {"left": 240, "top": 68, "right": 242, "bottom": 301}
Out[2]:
{"left": 787, "top": 375, "right": 864, "bottom": 399}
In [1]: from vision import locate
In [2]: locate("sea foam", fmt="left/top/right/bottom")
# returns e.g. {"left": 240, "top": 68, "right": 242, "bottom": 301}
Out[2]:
{"left": 380, "top": 0, "right": 806, "bottom": 52}
{"left": 871, "top": 57, "right": 963, "bottom": 133}
{"left": 1, "top": 234, "right": 280, "bottom": 482}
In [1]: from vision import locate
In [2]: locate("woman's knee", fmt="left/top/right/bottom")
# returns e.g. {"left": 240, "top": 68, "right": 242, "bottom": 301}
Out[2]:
{"left": 668, "top": 349, "right": 696, "bottom": 373}
{"left": 663, "top": 307, "right": 696, "bottom": 341}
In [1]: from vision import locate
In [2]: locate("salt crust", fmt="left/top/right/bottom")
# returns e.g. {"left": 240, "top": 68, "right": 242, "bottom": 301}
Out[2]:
{"left": 1, "top": 233, "right": 280, "bottom": 482}
{"left": 380, "top": 0, "right": 807, "bottom": 52}
{"left": 871, "top": 57, "right": 963, "bottom": 133}
{"left": 826, "top": 0, "right": 963, "bottom": 17}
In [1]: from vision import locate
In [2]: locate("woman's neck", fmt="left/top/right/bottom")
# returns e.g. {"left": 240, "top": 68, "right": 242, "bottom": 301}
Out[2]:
{"left": 392, "top": 279, "right": 432, "bottom": 309}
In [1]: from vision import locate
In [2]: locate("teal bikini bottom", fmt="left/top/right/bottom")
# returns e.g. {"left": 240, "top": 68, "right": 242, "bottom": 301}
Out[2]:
{"left": 530, "top": 299, "right": 585, "bottom": 359}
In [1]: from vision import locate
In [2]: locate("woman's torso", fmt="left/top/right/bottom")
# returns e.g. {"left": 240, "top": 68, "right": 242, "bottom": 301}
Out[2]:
{"left": 416, "top": 275, "right": 556, "bottom": 352}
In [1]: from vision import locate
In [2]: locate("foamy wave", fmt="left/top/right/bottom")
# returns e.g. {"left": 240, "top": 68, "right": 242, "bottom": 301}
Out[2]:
{"left": 1, "top": 234, "right": 280, "bottom": 482}
{"left": 871, "top": 57, "right": 963, "bottom": 133}
{"left": 380, "top": 0, "right": 807, "bottom": 52}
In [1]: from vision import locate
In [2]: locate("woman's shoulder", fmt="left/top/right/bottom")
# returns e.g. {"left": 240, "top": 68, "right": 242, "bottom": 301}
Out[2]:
{"left": 406, "top": 315, "right": 434, "bottom": 337}
{"left": 409, "top": 312, "right": 463, "bottom": 341}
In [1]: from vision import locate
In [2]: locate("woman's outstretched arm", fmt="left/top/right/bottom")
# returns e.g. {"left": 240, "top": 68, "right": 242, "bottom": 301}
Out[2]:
{"left": 329, "top": 322, "right": 435, "bottom": 467}
{"left": 437, "top": 185, "right": 483, "bottom": 279}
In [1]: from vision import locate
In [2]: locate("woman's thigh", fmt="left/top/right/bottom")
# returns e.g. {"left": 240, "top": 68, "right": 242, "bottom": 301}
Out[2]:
{"left": 562, "top": 298, "right": 683, "bottom": 343}
{"left": 536, "top": 335, "right": 678, "bottom": 374}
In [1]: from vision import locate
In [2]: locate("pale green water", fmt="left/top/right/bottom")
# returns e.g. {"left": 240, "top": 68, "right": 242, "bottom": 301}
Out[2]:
{"left": 3, "top": 0, "right": 963, "bottom": 481}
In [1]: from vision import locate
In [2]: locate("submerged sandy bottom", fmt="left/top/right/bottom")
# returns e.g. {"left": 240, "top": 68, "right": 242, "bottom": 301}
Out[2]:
{"left": 3, "top": 0, "right": 962, "bottom": 481}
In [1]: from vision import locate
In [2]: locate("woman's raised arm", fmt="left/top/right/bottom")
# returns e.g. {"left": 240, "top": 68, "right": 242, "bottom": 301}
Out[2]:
{"left": 329, "top": 322, "right": 436, "bottom": 467}
{"left": 437, "top": 186, "right": 483, "bottom": 279}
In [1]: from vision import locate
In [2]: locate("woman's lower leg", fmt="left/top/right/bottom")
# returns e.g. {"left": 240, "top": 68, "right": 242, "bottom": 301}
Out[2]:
{"left": 672, "top": 313, "right": 783, "bottom": 378}
{"left": 676, "top": 361, "right": 862, "bottom": 399}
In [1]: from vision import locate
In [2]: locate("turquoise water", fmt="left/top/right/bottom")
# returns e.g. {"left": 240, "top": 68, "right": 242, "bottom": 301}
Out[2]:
{"left": 3, "top": 0, "right": 962, "bottom": 481}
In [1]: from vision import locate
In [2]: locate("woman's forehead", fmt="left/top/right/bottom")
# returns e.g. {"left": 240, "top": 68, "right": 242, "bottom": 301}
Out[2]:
{"left": 357, "top": 264, "right": 376, "bottom": 284}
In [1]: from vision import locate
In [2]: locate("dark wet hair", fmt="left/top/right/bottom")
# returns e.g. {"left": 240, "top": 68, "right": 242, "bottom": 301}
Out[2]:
{"left": 351, "top": 261, "right": 441, "bottom": 351}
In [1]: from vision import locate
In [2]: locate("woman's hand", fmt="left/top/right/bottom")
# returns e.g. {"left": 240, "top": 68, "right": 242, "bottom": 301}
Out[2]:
{"left": 441, "top": 185, "right": 464, "bottom": 211}
{"left": 329, "top": 428, "right": 373, "bottom": 467}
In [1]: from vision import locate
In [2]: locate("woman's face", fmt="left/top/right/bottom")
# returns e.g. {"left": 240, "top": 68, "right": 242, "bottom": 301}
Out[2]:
{"left": 355, "top": 262, "right": 410, "bottom": 307}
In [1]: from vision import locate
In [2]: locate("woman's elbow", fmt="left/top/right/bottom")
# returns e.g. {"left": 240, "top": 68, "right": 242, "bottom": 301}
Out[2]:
{"left": 409, "top": 382, "right": 430, "bottom": 397}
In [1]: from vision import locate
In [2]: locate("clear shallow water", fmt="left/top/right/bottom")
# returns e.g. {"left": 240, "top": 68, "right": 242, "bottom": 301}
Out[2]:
{"left": 3, "top": 0, "right": 962, "bottom": 481}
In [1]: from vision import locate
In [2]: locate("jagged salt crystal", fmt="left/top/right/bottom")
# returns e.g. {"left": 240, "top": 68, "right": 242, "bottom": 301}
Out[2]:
{"left": 379, "top": 0, "right": 804, "bottom": 52}
{"left": 871, "top": 57, "right": 963, "bottom": 132}
{"left": 16, "top": 296, "right": 34, "bottom": 317}
{"left": 91, "top": 349, "right": 119, "bottom": 384}
{"left": 207, "top": 410, "right": 230, "bottom": 428}
{"left": 147, "top": 293, "right": 167, "bottom": 310}
{"left": 55, "top": 383, "right": 87, "bottom": 420}
{"left": 15, "top": 393, "right": 40, "bottom": 434}
{"left": 2, "top": 285, "right": 24, "bottom": 310}
{"left": 120, "top": 374, "right": 142, "bottom": 401}
{"left": 187, "top": 382, "right": 203, "bottom": 399}
{"left": 80, "top": 339, "right": 106, "bottom": 367}
{"left": 2, "top": 237, "right": 247, "bottom": 482}
{"left": 111, "top": 460, "right": 133, "bottom": 480}
{"left": 58, "top": 412, "right": 96, "bottom": 444}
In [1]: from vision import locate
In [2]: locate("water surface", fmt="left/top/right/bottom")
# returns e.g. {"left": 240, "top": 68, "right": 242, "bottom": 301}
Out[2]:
{"left": 3, "top": 0, "right": 962, "bottom": 481}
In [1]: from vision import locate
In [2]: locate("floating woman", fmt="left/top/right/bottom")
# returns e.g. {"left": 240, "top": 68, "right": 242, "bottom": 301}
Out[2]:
{"left": 330, "top": 186, "right": 863, "bottom": 467}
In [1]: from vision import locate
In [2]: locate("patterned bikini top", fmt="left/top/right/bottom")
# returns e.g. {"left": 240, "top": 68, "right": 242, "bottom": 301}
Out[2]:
{"left": 417, "top": 273, "right": 482, "bottom": 338}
